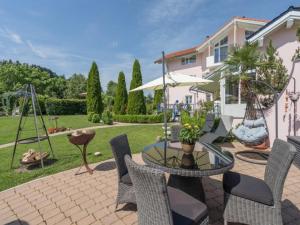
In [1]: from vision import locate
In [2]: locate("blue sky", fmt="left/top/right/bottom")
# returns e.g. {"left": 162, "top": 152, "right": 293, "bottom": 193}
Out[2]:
{"left": 0, "top": 0, "right": 299, "bottom": 90}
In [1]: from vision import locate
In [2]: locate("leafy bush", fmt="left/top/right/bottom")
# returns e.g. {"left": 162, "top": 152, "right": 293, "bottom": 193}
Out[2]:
{"left": 180, "top": 110, "right": 205, "bottom": 127}
{"left": 45, "top": 98, "right": 86, "bottom": 115}
{"left": 179, "top": 123, "right": 201, "bottom": 144}
{"left": 87, "top": 112, "right": 95, "bottom": 121}
{"left": 153, "top": 90, "right": 163, "bottom": 110}
{"left": 18, "top": 95, "right": 47, "bottom": 116}
{"left": 114, "top": 112, "right": 171, "bottom": 123}
{"left": 201, "top": 101, "right": 214, "bottom": 113}
{"left": 91, "top": 113, "right": 101, "bottom": 123}
{"left": 102, "top": 110, "right": 113, "bottom": 125}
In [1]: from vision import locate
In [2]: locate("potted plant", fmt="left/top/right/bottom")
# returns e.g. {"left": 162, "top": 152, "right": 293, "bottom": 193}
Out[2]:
{"left": 179, "top": 123, "right": 201, "bottom": 154}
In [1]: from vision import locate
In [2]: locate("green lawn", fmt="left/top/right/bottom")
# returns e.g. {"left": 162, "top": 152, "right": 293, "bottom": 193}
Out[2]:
{"left": 0, "top": 115, "right": 97, "bottom": 145}
{"left": 0, "top": 124, "right": 161, "bottom": 191}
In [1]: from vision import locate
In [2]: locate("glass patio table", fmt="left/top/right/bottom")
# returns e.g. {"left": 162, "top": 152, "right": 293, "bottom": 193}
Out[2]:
{"left": 142, "top": 141, "right": 234, "bottom": 202}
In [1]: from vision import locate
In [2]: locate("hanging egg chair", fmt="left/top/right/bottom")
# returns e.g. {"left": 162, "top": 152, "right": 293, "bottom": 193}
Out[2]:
{"left": 232, "top": 84, "right": 270, "bottom": 149}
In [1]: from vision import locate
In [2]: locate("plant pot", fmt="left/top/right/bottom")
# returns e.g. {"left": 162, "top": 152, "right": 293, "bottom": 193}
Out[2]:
{"left": 181, "top": 143, "right": 195, "bottom": 154}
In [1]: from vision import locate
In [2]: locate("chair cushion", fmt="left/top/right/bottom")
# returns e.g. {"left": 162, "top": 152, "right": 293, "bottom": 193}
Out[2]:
{"left": 120, "top": 173, "right": 132, "bottom": 185}
{"left": 168, "top": 187, "right": 208, "bottom": 225}
{"left": 223, "top": 171, "right": 274, "bottom": 206}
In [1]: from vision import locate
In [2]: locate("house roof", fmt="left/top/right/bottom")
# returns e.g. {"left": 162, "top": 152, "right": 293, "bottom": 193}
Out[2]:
{"left": 154, "top": 16, "right": 269, "bottom": 64}
{"left": 247, "top": 6, "right": 300, "bottom": 42}
{"left": 154, "top": 46, "right": 198, "bottom": 64}
{"left": 235, "top": 17, "right": 270, "bottom": 23}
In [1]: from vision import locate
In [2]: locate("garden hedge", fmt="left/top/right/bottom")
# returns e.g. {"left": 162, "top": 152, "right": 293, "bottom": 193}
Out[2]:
{"left": 113, "top": 113, "right": 171, "bottom": 123}
{"left": 45, "top": 98, "right": 86, "bottom": 115}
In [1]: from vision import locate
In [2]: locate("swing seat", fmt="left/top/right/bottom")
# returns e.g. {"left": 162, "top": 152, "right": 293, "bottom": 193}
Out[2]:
{"left": 233, "top": 125, "right": 268, "bottom": 144}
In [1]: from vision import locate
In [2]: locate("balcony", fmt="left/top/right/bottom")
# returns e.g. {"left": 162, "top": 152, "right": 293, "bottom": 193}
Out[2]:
{"left": 206, "top": 55, "right": 223, "bottom": 69}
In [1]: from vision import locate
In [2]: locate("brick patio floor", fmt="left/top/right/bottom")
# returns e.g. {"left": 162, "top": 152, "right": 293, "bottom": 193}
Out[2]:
{"left": 1, "top": 142, "right": 300, "bottom": 225}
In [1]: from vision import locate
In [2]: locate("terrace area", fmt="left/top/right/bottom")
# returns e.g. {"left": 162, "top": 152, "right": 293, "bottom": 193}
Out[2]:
{"left": 1, "top": 142, "right": 300, "bottom": 225}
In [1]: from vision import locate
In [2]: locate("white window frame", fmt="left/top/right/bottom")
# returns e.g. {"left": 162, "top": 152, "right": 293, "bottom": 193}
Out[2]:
{"left": 224, "top": 69, "right": 256, "bottom": 105}
{"left": 185, "top": 95, "right": 192, "bottom": 104}
{"left": 214, "top": 36, "right": 228, "bottom": 63}
{"left": 181, "top": 55, "right": 196, "bottom": 65}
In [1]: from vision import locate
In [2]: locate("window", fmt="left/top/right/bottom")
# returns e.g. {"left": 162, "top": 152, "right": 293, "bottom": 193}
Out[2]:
{"left": 225, "top": 71, "right": 256, "bottom": 104}
{"left": 181, "top": 55, "right": 196, "bottom": 65}
{"left": 206, "top": 93, "right": 211, "bottom": 101}
{"left": 225, "top": 76, "right": 239, "bottom": 104}
{"left": 245, "top": 30, "right": 255, "bottom": 39}
{"left": 185, "top": 95, "right": 192, "bottom": 104}
{"left": 214, "top": 36, "right": 228, "bottom": 63}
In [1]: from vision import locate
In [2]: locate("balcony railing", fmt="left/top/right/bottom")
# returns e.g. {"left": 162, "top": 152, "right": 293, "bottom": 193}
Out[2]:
{"left": 206, "top": 55, "right": 223, "bottom": 68}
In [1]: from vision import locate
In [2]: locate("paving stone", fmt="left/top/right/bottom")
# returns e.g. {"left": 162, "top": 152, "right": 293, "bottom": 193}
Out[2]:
{"left": 77, "top": 214, "right": 96, "bottom": 225}
{"left": 0, "top": 149, "right": 300, "bottom": 225}
{"left": 69, "top": 210, "right": 89, "bottom": 222}
{"left": 101, "top": 214, "right": 119, "bottom": 225}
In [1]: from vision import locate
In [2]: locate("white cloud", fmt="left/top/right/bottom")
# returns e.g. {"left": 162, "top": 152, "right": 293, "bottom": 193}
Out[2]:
{"left": 26, "top": 40, "right": 93, "bottom": 61}
{"left": 26, "top": 40, "right": 47, "bottom": 58}
{"left": 0, "top": 27, "right": 23, "bottom": 44}
{"left": 146, "top": 0, "right": 206, "bottom": 25}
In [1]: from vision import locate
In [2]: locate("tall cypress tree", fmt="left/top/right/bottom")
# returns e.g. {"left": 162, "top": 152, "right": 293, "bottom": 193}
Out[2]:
{"left": 127, "top": 59, "right": 146, "bottom": 114}
{"left": 114, "top": 71, "right": 128, "bottom": 115}
{"left": 87, "top": 62, "right": 103, "bottom": 114}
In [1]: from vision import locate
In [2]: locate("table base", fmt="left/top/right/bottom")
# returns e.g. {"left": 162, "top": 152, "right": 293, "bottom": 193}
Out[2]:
{"left": 168, "top": 175, "right": 205, "bottom": 202}
{"left": 75, "top": 163, "right": 93, "bottom": 175}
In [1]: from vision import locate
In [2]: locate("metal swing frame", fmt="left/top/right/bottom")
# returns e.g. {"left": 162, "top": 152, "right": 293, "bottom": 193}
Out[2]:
{"left": 11, "top": 84, "right": 55, "bottom": 169}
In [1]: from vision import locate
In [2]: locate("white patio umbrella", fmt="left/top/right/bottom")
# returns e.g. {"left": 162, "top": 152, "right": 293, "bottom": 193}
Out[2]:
{"left": 130, "top": 52, "right": 212, "bottom": 165}
{"left": 130, "top": 72, "right": 212, "bottom": 92}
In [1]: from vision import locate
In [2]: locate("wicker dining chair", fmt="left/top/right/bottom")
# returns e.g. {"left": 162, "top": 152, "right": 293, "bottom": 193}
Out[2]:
{"left": 199, "top": 115, "right": 233, "bottom": 144}
{"left": 201, "top": 113, "right": 215, "bottom": 134}
{"left": 125, "top": 155, "right": 209, "bottom": 225}
{"left": 109, "top": 134, "right": 136, "bottom": 209}
{"left": 223, "top": 139, "right": 296, "bottom": 225}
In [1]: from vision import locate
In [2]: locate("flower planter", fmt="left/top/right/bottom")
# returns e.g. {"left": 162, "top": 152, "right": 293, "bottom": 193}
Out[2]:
{"left": 181, "top": 143, "right": 195, "bottom": 154}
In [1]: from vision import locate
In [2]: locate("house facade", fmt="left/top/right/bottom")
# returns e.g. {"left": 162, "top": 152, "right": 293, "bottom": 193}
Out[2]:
{"left": 155, "top": 17, "right": 268, "bottom": 110}
{"left": 246, "top": 6, "right": 300, "bottom": 143}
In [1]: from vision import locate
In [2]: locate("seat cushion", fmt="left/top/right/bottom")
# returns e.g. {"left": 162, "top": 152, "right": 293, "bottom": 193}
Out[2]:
{"left": 168, "top": 187, "right": 208, "bottom": 225}
{"left": 223, "top": 171, "right": 274, "bottom": 206}
{"left": 120, "top": 173, "right": 132, "bottom": 185}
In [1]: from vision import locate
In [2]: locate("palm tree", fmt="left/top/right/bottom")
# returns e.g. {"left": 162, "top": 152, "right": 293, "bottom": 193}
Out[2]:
{"left": 225, "top": 42, "right": 260, "bottom": 79}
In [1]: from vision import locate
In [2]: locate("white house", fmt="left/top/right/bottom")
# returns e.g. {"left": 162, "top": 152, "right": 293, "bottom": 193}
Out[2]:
{"left": 155, "top": 16, "right": 268, "bottom": 110}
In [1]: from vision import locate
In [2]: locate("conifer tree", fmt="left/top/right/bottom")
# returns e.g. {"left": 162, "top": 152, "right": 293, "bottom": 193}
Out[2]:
{"left": 87, "top": 62, "right": 103, "bottom": 114}
{"left": 114, "top": 71, "right": 128, "bottom": 114}
{"left": 127, "top": 59, "right": 146, "bottom": 114}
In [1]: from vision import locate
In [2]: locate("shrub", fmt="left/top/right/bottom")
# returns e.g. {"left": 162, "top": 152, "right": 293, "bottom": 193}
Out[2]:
{"left": 87, "top": 112, "right": 95, "bottom": 121}
{"left": 45, "top": 98, "right": 86, "bottom": 115}
{"left": 102, "top": 110, "right": 113, "bottom": 125}
{"left": 18, "top": 95, "right": 47, "bottom": 116}
{"left": 153, "top": 90, "right": 163, "bottom": 110}
{"left": 201, "top": 101, "right": 214, "bottom": 114}
{"left": 114, "top": 112, "right": 171, "bottom": 123}
{"left": 91, "top": 113, "right": 101, "bottom": 123}
{"left": 179, "top": 123, "right": 201, "bottom": 144}
{"left": 180, "top": 110, "right": 206, "bottom": 128}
